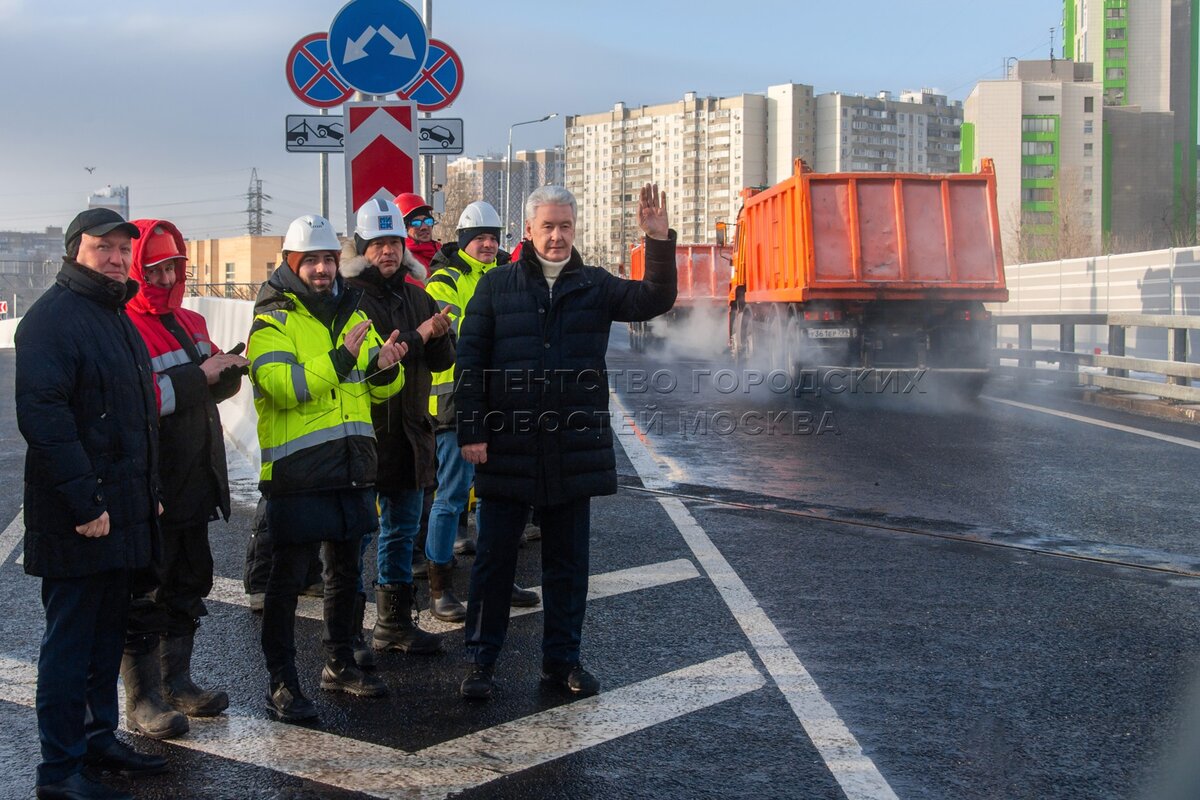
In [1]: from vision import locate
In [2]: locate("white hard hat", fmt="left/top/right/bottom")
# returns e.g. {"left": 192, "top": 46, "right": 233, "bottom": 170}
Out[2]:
{"left": 457, "top": 201, "right": 502, "bottom": 231}
{"left": 355, "top": 198, "right": 404, "bottom": 241}
{"left": 282, "top": 214, "right": 340, "bottom": 253}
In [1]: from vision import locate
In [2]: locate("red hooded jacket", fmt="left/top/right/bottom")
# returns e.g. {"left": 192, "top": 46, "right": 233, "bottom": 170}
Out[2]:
{"left": 128, "top": 219, "right": 237, "bottom": 525}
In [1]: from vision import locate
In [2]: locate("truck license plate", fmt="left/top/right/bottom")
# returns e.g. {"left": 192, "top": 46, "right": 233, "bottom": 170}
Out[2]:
{"left": 807, "top": 328, "right": 855, "bottom": 339}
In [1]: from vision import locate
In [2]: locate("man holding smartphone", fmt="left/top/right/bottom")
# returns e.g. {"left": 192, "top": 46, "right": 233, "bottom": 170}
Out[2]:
{"left": 121, "top": 219, "right": 249, "bottom": 738}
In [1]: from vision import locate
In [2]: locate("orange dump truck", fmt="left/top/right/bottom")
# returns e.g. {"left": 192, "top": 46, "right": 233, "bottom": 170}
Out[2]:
{"left": 627, "top": 242, "right": 731, "bottom": 352}
{"left": 728, "top": 159, "right": 1008, "bottom": 391}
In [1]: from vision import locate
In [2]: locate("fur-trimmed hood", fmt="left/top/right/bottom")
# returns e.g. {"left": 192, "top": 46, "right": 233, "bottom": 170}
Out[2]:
{"left": 339, "top": 242, "right": 427, "bottom": 283}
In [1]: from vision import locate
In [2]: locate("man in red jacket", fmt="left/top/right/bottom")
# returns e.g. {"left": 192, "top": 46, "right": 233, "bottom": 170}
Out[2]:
{"left": 122, "top": 220, "right": 249, "bottom": 739}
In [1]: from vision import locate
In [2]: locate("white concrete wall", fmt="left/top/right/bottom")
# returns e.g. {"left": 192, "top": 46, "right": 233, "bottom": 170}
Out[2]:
{"left": 0, "top": 297, "right": 261, "bottom": 472}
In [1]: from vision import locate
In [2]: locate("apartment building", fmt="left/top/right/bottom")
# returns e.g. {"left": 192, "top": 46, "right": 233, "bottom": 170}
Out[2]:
{"left": 963, "top": 60, "right": 1103, "bottom": 261}
{"left": 565, "top": 92, "right": 768, "bottom": 269}
{"left": 565, "top": 84, "right": 961, "bottom": 269}
{"left": 1065, "top": 0, "right": 1197, "bottom": 245}
{"left": 184, "top": 235, "right": 284, "bottom": 298}
{"left": 444, "top": 148, "right": 565, "bottom": 247}
{"left": 814, "top": 90, "right": 963, "bottom": 174}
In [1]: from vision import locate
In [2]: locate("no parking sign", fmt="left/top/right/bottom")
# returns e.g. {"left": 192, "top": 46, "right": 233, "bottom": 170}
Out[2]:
{"left": 396, "top": 39, "right": 464, "bottom": 112}
{"left": 286, "top": 33, "right": 354, "bottom": 108}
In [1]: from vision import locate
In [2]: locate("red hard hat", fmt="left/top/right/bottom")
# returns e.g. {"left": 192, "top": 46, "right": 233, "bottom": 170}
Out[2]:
{"left": 142, "top": 225, "right": 185, "bottom": 266}
{"left": 394, "top": 192, "right": 433, "bottom": 221}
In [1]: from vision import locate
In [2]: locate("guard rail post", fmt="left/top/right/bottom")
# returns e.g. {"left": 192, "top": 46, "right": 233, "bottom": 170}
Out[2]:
{"left": 1018, "top": 322, "right": 1034, "bottom": 386}
{"left": 1108, "top": 324, "right": 1127, "bottom": 378}
{"left": 1170, "top": 326, "right": 1190, "bottom": 387}
{"left": 1060, "top": 321, "right": 1076, "bottom": 374}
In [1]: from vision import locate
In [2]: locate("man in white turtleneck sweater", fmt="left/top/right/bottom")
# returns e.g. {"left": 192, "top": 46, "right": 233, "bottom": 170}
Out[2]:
{"left": 454, "top": 184, "right": 676, "bottom": 702}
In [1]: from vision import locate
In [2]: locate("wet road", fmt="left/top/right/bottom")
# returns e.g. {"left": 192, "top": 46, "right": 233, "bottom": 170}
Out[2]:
{"left": 2, "top": 334, "right": 1200, "bottom": 800}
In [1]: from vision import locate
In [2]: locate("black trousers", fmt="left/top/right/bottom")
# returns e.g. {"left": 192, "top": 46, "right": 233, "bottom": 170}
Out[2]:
{"left": 244, "top": 496, "right": 321, "bottom": 594}
{"left": 36, "top": 569, "right": 129, "bottom": 786}
{"left": 465, "top": 497, "right": 591, "bottom": 667}
{"left": 126, "top": 521, "right": 214, "bottom": 643}
{"left": 260, "top": 537, "right": 362, "bottom": 686}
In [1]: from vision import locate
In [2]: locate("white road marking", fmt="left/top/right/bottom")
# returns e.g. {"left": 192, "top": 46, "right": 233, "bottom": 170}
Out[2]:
{"left": 658, "top": 498, "right": 898, "bottom": 800}
{"left": 209, "top": 558, "right": 701, "bottom": 634}
{"left": 0, "top": 650, "right": 765, "bottom": 800}
{"left": 984, "top": 396, "right": 1200, "bottom": 451}
{"left": 612, "top": 411, "right": 899, "bottom": 800}
{"left": 610, "top": 393, "right": 679, "bottom": 488}
{"left": 0, "top": 510, "right": 22, "bottom": 566}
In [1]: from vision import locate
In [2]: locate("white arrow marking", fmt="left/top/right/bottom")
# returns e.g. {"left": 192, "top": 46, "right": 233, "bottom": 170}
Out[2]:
{"left": 343, "top": 26, "right": 376, "bottom": 64}
{"left": 377, "top": 25, "right": 415, "bottom": 59}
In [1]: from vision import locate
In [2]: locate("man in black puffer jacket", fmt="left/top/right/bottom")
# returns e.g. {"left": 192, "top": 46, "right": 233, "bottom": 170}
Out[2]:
{"left": 455, "top": 184, "right": 676, "bottom": 701}
{"left": 16, "top": 208, "right": 168, "bottom": 800}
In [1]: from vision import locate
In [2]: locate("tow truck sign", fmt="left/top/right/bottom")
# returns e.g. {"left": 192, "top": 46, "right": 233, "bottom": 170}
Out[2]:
{"left": 285, "top": 115, "right": 346, "bottom": 153}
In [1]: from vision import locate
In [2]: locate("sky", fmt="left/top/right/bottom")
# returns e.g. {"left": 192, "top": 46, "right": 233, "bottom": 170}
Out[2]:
{"left": 0, "top": 0, "right": 1067, "bottom": 239}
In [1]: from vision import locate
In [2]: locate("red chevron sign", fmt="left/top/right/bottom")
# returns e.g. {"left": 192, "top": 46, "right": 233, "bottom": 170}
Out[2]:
{"left": 343, "top": 101, "right": 419, "bottom": 232}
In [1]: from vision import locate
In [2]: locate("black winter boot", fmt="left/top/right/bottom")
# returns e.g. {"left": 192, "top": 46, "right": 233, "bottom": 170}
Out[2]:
{"left": 161, "top": 632, "right": 229, "bottom": 717}
{"left": 372, "top": 584, "right": 442, "bottom": 654}
{"left": 427, "top": 561, "right": 467, "bottom": 622}
{"left": 121, "top": 641, "right": 189, "bottom": 739}
{"left": 351, "top": 592, "right": 376, "bottom": 670}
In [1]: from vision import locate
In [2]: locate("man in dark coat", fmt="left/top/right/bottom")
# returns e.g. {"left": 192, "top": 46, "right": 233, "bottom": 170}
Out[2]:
{"left": 455, "top": 184, "right": 676, "bottom": 701}
{"left": 16, "top": 208, "right": 169, "bottom": 800}
{"left": 343, "top": 198, "right": 454, "bottom": 658}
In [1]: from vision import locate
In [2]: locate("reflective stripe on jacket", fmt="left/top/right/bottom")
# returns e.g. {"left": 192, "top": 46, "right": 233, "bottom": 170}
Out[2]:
{"left": 248, "top": 285, "right": 403, "bottom": 493}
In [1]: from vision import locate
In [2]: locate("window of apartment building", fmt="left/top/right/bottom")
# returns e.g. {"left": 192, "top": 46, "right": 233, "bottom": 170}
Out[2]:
{"left": 1021, "top": 188, "right": 1054, "bottom": 203}
{"left": 1106, "top": 48, "right": 1126, "bottom": 60}
{"left": 1022, "top": 211, "right": 1054, "bottom": 226}
{"left": 1021, "top": 164, "right": 1055, "bottom": 179}
{"left": 1021, "top": 141, "right": 1055, "bottom": 155}
{"left": 1038, "top": 94, "right": 1055, "bottom": 102}
{"left": 1083, "top": 142, "right": 1093, "bottom": 157}
{"left": 1105, "top": 67, "right": 1125, "bottom": 81}
{"left": 1083, "top": 189, "right": 1094, "bottom": 203}
{"left": 1084, "top": 166, "right": 1093, "bottom": 181}
{"left": 1021, "top": 117, "right": 1056, "bottom": 133}
{"left": 1105, "top": 27, "right": 1126, "bottom": 40}
{"left": 1105, "top": 7, "right": 1125, "bottom": 18}
{"left": 1083, "top": 120, "right": 1093, "bottom": 134}
{"left": 1084, "top": 96, "right": 1094, "bottom": 113}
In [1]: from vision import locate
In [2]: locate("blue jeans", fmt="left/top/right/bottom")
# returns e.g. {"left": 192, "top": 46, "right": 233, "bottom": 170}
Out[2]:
{"left": 426, "top": 430, "right": 474, "bottom": 565}
{"left": 376, "top": 489, "right": 424, "bottom": 585}
{"left": 465, "top": 497, "right": 591, "bottom": 667}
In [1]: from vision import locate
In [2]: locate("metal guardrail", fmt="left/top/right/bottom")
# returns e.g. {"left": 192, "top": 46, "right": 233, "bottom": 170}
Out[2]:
{"left": 991, "top": 313, "right": 1200, "bottom": 403}
{"left": 187, "top": 283, "right": 261, "bottom": 302}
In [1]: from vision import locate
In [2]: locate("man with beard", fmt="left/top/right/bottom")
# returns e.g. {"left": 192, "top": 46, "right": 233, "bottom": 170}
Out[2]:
{"left": 247, "top": 213, "right": 406, "bottom": 722}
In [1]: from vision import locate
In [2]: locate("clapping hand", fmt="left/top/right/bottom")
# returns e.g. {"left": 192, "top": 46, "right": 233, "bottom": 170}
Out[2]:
{"left": 376, "top": 330, "right": 408, "bottom": 369}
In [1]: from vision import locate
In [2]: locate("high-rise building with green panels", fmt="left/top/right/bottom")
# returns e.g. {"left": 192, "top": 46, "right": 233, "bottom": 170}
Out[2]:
{"left": 1065, "top": 0, "right": 1197, "bottom": 246}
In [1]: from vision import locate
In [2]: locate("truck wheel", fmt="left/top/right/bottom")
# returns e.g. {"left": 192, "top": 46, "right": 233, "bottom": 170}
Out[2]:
{"left": 784, "top": 314, "right": 805, "bottom": 382}
{"left": 766, "top": 311, "right": 786, "bottom": 373}
{"left": 732, "top": 308, "right": 754, "bottom": 367}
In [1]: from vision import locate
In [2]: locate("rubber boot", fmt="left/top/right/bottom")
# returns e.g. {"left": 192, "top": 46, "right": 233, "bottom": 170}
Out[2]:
{"left": 352, "top": 592, "right": 376, "bottom": 670}
{"left": 453, "top": 510, "right": 476, "bottom": 556}
{"left": 372, "top": 584, "right": 442, "bottom": 654}
{"left": 427, "top": 561, "right": 467, "bottom": 622}
{"left": 121, "top": 643, "right": 189, "bottom": 739}
{"left": 161, "top": 633, "right": 229, "bottom": 717}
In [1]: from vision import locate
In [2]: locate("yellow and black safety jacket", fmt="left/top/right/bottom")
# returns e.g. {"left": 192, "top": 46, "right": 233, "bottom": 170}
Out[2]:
{"left": 424, "top": 243, "right": 507, "bottom": 430}
{"left": 247, "top": 267, "right": 403, "bottom": 495}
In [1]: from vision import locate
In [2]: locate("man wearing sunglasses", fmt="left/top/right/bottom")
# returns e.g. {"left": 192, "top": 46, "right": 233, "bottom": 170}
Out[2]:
{"left": 395, "top": 193, "right": 440, "bottom": 277}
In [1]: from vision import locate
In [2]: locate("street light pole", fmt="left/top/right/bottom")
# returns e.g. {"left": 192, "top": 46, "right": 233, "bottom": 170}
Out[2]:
{"left": 504, "top": 113, "right": 558, "bottom": 243}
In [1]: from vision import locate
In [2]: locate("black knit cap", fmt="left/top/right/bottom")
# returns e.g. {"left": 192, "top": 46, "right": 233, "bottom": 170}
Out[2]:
{"left": 457, "top": 226, "right": 501, "bottom": 251}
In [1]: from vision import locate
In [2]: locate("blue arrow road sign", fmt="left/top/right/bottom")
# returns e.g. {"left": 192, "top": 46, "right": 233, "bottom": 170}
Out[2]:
{"left": 328, "top": 0, "right": 428, "bottom": 96}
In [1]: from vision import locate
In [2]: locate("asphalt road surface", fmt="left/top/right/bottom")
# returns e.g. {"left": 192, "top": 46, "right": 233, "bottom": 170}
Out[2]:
{"left": 2, "top": 331, "right": 1200, "bottom": 800}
